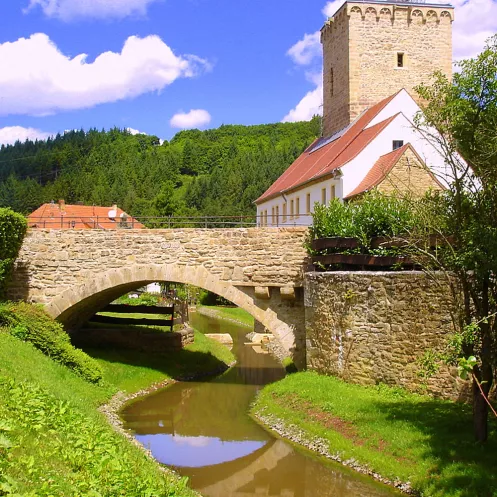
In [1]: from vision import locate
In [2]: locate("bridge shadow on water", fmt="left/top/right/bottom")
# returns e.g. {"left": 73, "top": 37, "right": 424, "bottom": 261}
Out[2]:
{"left": 371, "top": 396, "right": 497, "bottom": 497}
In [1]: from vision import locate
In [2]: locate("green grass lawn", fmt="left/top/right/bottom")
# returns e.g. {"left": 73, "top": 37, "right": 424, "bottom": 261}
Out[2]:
{"left": 198, "top": 305, "right": 255, "bottom": 327}
{"left": 0, "top": 314, "right": 235, "bottom": 497}
{"left": 252, "top": 372, "right": 497, "bottom": 497}
{"left": 84, "top": 330, "right": 235, "bottom": 393}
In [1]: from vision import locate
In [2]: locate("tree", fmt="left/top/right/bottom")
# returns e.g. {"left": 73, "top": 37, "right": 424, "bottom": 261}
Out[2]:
{"left": 414, "top": 35, "right": 497, "bottom": 442}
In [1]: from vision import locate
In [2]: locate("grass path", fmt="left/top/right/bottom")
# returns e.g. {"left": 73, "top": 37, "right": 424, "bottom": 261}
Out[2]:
{"left": 251, "top": 372, "right": 497, "bottom": 497}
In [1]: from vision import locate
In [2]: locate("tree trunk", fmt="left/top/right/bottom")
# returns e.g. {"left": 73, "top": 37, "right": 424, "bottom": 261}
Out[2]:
{"left": 473, "top": 377, "right": 489, "bottom": 443}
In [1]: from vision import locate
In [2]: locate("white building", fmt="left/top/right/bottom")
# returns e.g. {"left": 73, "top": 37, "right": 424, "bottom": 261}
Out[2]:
{"left": 255, "top": 90, "right": 449, "bottom": 226}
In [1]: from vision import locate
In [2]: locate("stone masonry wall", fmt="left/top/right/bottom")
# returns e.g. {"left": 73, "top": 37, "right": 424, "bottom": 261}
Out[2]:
{"left": 377, "top": 146, "right": 443, "bottom": 196}
{"left": 9, "top": 227, "right": 308, "bottom": 305}
{"left": 305, "top": 272, "right": 468, "bottom": 400}
{"left": 321, "top": 6, "right": 351, "bottom": 137}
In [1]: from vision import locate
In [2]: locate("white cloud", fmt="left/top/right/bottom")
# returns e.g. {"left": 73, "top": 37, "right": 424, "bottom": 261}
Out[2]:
{"left": 282, "top": 85, "right": 323, "bottom": 123}
{"left": 450, "top": 0, "right": 497, "bottom": 60}
{"left": 24, "top": 0, "right": 160, "bottom": 21}
{"left": 322, "top": 0, "right": 344, "bottom": 18}
{"left": 170, "top": 109, "right": 211, "bottom": 129}
{"left": 0, "top": 126, "right": 52, "bottom": 145}
{"left": 127, "top": 127, "right": 146, "bottom": 135}
{"left": 287, "top": 32, "right": 321, "bottom": 66}
{"left": 0, "top": 33, "right": 209, "bottom": 117}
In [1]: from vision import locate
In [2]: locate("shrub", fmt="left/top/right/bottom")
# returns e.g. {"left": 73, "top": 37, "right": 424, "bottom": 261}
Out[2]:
{"left": 114, "top": 292, "right": 161, "bottom": 306}
{"left": 308, "top": 192, "right": 427, "bottom": 255}
{"left": 0, "top": 302, "right": 103, "bottom": 383}
{"left": 0, "top": 208, "right": 27, "bottom": 297}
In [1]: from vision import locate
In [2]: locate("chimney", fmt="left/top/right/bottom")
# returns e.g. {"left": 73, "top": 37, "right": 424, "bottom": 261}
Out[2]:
{"left": 58, "top": 199, "right": 65, "bottom": 211}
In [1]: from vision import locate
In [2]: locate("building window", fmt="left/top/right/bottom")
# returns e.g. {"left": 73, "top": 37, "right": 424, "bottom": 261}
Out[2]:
{"left": 290, "top": 199, "right": 294, "bottom": 219}
{"left": 275, "top": 205, "right": 279, "bottom": 226}
{"left": 296, "top": 197, "right": 300, "bottom": 218}
{"left": 397, "top": 53, "right": 404, "bottom": 68}
{"left": 330, "top": 68, "right": 334, "bottom": 97}
{"left": 393, "top": 140, "right": 404, "bottom": 150}
{"left": 306, "top": 193, "right": 311, "bottom": 214}
{"left": 282, "top": 203, "right": 287, "bottom": 222}
{"left": 330, "top": 185, "right": 336, "bottom": 201}
{"left": 322, "top": 188, "right": 327, "bottom": 205}
{"left": 271, "top": 207, "right": 275, "bottom": 226}
{"left": 265, "top": 210, "right": 268, "bottom": 226}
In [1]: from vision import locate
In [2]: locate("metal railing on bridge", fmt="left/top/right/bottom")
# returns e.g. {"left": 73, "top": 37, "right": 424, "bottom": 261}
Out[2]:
{"left": 27, "top": 214, "right": 314, "bottom": 230}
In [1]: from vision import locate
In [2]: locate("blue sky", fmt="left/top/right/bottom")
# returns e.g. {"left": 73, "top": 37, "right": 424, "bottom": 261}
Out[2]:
{"left": 0, "top": 0, "right": 495, "bottom": 144}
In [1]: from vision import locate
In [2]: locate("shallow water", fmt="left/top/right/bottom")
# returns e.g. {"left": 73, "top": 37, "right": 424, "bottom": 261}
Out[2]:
{"left": 122, "top": 312, "right": 400, "bottom": 497}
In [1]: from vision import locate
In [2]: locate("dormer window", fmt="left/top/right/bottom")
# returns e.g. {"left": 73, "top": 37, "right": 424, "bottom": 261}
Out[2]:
{"left": 393, "top": 140, "right": 404, "bottom": 150}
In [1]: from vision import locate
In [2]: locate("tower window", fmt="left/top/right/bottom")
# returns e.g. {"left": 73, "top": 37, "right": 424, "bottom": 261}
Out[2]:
{"left": 393, "top": 140, "right": 404, "bottom": 150}
{"left": 330, "top": 68, "right": 334, "bottom": 97}
{"left": 397, "top": 53, "right": 404, "bottom": 68}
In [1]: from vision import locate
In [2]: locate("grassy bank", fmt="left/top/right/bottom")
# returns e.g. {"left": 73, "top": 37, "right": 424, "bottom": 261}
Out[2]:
{"left": 251, "top": 372, "right": 497, "bottom": 497}
{"left": 196, "top": 305, "right": 254, "bottom": 328}
{"left": 0, "top": 306, "right": 235, "bottom": 496}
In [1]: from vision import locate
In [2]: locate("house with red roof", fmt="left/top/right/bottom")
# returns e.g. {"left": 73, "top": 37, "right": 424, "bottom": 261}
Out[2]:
{"left": 255, "top": 0, "right": 454, "bottom": 226}
{"left": 28, "top": 200, "right": 144, "bottom": 229}
{"left": 255, "top": 89, "right": 448, "bottom": 226}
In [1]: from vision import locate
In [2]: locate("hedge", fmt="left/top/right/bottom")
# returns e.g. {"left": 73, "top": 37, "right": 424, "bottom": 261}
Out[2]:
{"left": 0, "top": 302, "right": 103, "bottom": 383}
{"left": 0, "top": 208, "right": 27, "bottom": 297}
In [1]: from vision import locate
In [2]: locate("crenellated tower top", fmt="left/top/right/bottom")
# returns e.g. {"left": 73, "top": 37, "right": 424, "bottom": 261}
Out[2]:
{"left": 321, "top": 0, "right": 454, "bottom": 137}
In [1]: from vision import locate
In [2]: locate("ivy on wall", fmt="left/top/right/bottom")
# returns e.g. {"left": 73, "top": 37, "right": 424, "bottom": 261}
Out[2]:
{"left": 0, "top": 208, "right": 27, "bottom": 297}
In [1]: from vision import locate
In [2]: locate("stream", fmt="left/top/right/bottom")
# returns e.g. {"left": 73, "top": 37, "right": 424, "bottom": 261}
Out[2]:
{"left": 121, "top": 311, "right": 400, "bottom": 497}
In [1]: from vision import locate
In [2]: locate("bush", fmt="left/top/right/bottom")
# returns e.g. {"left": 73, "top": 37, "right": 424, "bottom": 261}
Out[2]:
{"left": 0, "top": 208, "right": 27, "bottom": 297}
{"left": 308, "top": 192, "right": 427, "bottom": 255}
{"left": 114, "top": 292, "right": 161, "bottom": 306}
{"left": 0, "top": 302, "right": 103, "bottom": 383}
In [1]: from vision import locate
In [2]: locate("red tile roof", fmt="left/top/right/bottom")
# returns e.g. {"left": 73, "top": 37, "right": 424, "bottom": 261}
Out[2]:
{"left": 255, "top": 91, "right": 400, "bottom": 204}
{"left": 28, "top": 202, "right": 144, "bottom": 229}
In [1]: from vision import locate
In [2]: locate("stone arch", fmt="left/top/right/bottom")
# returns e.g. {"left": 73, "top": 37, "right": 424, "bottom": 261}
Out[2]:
{"left": 350, "top": 6, "right": 362, "bottom": 16}
{"left": 380, "top": 7, "right": 391, "bottom": 16}
{"left": 426, "top": 10, "right": 438, "bottom": 22}
{"left": 365, "top": 7, "right": 377, "bottom": 17}
{"left": 45, "top": 263, "right": 299, "bottom": 361}
{"left": 411, "top": 9, "right": 423, "bottom": 22}
{"left": 440, "top": 10, "right": 452, "bottom": 21}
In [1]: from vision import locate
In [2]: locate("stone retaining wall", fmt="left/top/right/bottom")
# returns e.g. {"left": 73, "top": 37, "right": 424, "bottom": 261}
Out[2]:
{"left": 71, "top": 326, "right": 194, "bottom": 353}
{"left": 304, "top": 271, "right": 469, "bottom": 400}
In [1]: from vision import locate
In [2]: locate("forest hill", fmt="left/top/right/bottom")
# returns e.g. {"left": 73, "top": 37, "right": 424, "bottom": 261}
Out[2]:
{"left": 0, "top": 118, "right": 320, "bottom": 219}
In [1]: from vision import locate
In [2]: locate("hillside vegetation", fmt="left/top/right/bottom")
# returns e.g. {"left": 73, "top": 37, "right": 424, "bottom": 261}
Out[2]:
{"left": 0, "top": 303, "right": 235, "bottom": 496}
{"left": 0, "top": 119, "right": 320, "bottom": 219}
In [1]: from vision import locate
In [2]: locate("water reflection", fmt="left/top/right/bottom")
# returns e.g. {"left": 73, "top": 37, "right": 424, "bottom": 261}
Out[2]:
{"left": 137, "top": 433, "right": 267, "bottom": 467}
{"left": 122, "top": 312, "right": 400, "bottom": 497}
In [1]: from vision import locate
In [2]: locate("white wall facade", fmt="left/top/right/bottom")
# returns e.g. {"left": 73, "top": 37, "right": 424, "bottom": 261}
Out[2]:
{"left": 256, "top": 177, "right": 342, "bottom": 227}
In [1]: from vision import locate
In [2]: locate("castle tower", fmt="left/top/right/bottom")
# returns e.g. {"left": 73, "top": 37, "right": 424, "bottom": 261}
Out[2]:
{"left": 321, "top": 1, "right": 454, "bottom": 137}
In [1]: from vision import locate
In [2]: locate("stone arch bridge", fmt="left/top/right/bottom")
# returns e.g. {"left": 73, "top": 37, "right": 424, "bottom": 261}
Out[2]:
{"left": 8, "top": 228, "right": 309, "bottom": 366}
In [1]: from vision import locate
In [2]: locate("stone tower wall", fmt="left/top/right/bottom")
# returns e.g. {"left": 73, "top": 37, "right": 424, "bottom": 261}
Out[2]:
{"left": 322, "top": 2, "right": 454, "bottom": 137}
{"left": 321, "top": 7, "right": 351, "bottom": 139}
